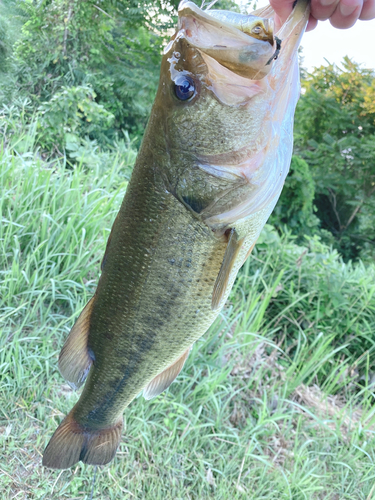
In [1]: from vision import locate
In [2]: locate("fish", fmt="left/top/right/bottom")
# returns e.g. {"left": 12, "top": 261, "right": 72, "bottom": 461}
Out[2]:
{"left": 43, "top": 0, "right": 310, "bottom": 469}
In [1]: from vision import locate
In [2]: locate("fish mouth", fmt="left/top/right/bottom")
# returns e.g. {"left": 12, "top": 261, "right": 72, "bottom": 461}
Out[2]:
{"left": 169, "top": 0, "right": 310, "bottom": 228}
{"left": 180, "top": 3, "right": 275, "bottom": 45}
{"left": 176, "top": 0, "right": 309, "bottom": 80}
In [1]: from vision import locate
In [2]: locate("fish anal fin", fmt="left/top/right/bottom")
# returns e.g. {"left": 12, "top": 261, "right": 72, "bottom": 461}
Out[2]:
{"left": 212, "top": 228, "right": 243, "bottom": 311}
{"left": 43, "top": 410, "right": 123, "bottom": 469}
{"left": 58, "top": 296, "right": 96, "bottom": 390}
{"left": 143, "top": 347, "right": 191, "bottom": 400}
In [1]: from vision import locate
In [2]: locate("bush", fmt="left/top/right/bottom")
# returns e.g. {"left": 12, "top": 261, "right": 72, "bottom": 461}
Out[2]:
{"left": 294, "top": 59, "right": 375, "bottom": 261}
{"left": 270, "top": 155, "right": 319, "bottom": 240}
{"left": 37, "top": 85, "right": 114, "bottom": 153}
{"left": 232, "top": 225, "right": 375, "bottom": 385}
{"left": 7, "top": 0, "right": 168, "bottom": 144}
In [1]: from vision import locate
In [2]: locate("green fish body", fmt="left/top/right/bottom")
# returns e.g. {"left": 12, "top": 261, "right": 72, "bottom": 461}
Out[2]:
{"left": 43, "top": 0, "right": 309, "bottom": 469}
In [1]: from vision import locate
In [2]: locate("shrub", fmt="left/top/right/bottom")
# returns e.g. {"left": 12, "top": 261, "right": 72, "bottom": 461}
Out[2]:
{"left": 270, "top": 155, "right": 319, "bottom": 240}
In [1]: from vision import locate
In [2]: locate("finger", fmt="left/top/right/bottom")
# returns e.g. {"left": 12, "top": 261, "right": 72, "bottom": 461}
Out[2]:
{"left": 269, "top": 0, "right": 295, "bottom": 30}
{"left": 306, "top": 14, "right": 319, "bottom": 31}
{"left": 329, "top": 0, "right": 363, "bottom": 28}
{"left": 359, "top": 0, "right": 375, "bottom": 19}
{"left": 310, "top": 0, "right": 340, "bottom": 21}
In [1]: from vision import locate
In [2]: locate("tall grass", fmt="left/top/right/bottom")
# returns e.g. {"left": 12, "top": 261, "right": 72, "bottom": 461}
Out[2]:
{"left": 239, "top": 228, "right": 375, "bottom": 381}
{"left": 0, "top": 144, "right": 134, "bottom": 398}
{"left": 1, "top": 144, "right": 375, "bottom": 499}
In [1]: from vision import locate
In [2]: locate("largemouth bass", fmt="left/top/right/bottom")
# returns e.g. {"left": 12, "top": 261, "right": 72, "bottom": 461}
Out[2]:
{"left": 43, "top": 0, "right": 309, "bottom": 469}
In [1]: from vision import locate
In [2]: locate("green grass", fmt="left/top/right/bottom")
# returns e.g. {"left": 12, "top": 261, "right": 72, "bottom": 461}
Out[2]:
{"left": 1, "top": 144, "right": 375, "bottom": 499}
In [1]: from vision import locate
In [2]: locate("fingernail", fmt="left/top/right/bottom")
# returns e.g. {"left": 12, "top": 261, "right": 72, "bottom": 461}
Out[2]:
{"left": 340, "top": 2, "right": 357, "bottom": 15}
{"left": 320, "top": 0, "right": 336, "bottom": 6}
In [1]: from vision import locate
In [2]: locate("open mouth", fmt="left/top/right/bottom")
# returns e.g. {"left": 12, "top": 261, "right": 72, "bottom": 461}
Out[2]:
{"left": 176, "top": 0, "right": 309, "bottom": 81}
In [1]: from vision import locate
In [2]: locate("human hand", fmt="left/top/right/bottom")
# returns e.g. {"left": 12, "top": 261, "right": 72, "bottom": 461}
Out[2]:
{"left": 270, "top": 0, "right": 375, "bottom": 31}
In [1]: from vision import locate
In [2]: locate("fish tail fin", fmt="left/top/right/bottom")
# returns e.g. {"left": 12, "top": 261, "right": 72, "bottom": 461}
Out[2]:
{"left": 42, "top": 410, "right": 123, "bottom": 469}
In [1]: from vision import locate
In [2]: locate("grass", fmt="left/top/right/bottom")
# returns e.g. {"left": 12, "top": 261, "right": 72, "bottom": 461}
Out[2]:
{"left": 1, "top": 143, "right": 375, "bottom": 499}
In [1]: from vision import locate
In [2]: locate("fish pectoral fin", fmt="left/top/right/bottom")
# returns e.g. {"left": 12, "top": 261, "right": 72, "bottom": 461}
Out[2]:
{"left": 58, "top": 296, "right": 96, "bottom": 390}
{"left": 212, "top": 228, "right": 244, "bottom": 311}
{"left": 143, "top": 347, "right": 191, "bottom": 400}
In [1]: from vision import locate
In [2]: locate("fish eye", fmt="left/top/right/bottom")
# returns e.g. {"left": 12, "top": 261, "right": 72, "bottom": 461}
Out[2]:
{"left": 174, "top": 75, "right": 196, "bottom": 101}
{"left": 252, "top": 25, "right": 263, "bottom": 35}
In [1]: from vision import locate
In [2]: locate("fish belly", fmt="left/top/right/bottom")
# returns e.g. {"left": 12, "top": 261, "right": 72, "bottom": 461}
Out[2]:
{"left": 72, "top": 150, "right": 228, "bottom": 428}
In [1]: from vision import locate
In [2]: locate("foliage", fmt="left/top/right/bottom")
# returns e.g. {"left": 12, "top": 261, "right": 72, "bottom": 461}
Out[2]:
{"left": 1, "top": 0, "right": 248, "bottom": 149}
{"left": 1, "top": 3, "right": 375, "bottom": 496}
{"left": 0, "top": 94, "right": 138, "bottom": 169}
{"left": 37, "top": 85, "right": 114, "bottom": 153}
{"left": 270, "top": 155, "right": 319, "bottom": 240}
{"left": 1, "top": 145, "right": 375, "bottom": 498}
{"left": 294, "top": 58, "right": 375, "bottom": 260}
{"left": 250, "top": 225, "right": 375, "bottom": 377}
{"left": 0, "top": 0, "right": 24, "bottom": 70}
{"left": 2, "top": 4, "right": 374, "bottom": 261}
{"left": 2, "top": 0, "right": 172, "bottom": 142}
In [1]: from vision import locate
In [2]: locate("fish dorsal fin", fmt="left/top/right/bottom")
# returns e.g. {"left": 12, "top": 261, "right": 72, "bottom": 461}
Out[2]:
{"left": 58, "top": 296, "right": 96, "bottom": 390}
{"left": 212, "top": 228, "right": 243, "bottom": 311}
{"left": 143, "top": 347, "right": 191, "bottom": 400}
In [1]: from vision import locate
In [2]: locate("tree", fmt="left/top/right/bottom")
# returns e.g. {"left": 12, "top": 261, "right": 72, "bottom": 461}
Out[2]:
{"left": 294, "top": 58, "right": 375, "bottom": 260}
{"left": 11, "top": 0, "right": 171, "bottom": 141}
{"left": 2, "top": 0, "right": 244, "bottom": 144}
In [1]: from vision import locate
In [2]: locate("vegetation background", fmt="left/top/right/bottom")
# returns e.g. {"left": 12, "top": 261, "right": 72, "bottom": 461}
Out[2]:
{"left": 1, "top": 0, "right": 375, "bottom": 498}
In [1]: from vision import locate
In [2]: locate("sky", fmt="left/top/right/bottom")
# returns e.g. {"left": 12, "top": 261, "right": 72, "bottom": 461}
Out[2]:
{"left": 239, "top": 0, "right": 375, "bottom": 72}
{"left": 300, "top": 18, "right": 375, "bottom": 71}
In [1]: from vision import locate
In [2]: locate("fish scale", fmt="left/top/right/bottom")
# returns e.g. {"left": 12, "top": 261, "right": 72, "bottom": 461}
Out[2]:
{"left": 43, "top": 0, "right": 309, "bottom": 469}
{"left": 74, "top": 157, "right": 228, "bottom": 428}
